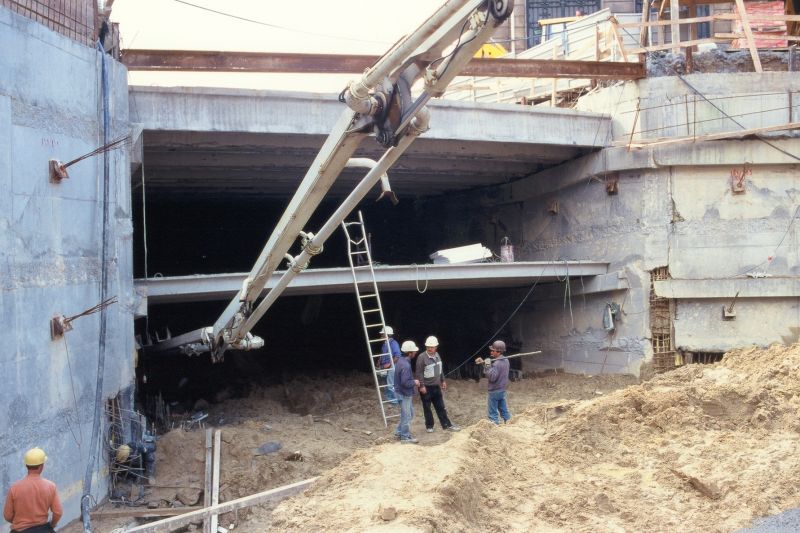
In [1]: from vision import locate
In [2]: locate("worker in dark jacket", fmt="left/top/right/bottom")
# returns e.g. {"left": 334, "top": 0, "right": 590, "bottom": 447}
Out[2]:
{"left": 484, "top": 340, "right": 512, "bottom": 424}
{"left": 415, "top": 336, "right": 460, "bottom": 433}
{"left": 3, "top": 448, "right": 62, "bottom": 533}
{"left": 394, "top": 340, "right": 421, "bottom": 444}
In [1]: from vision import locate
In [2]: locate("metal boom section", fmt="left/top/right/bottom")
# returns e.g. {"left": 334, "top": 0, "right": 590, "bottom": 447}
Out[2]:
{"left": 153, "top": 0, "right": 514, "bottom": 361}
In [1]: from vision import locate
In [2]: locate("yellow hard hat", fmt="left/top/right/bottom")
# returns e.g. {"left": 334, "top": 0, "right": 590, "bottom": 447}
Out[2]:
{"left": 24, "top": 448, "right": 47, "bottom": 467}
{"left": 115, "top": 444, "right": 131, "bottom": 463}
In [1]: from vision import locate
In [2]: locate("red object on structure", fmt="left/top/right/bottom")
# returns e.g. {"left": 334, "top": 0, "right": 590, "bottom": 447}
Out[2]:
{"left": 733, "top": 1, "right": 788, "bottom": 48}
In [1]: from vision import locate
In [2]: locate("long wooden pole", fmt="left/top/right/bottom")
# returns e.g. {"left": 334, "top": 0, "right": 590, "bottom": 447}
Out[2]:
{"left": 123, "top": 478, "right": 318, "bottom": 533}
{"left": 479, "top": 350, "right": 543, "bottom": 364}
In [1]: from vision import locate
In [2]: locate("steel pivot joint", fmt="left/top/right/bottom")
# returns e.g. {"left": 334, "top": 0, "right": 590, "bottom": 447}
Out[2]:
{"left": 299, "top": 231, "right": 324, "bottom": 256}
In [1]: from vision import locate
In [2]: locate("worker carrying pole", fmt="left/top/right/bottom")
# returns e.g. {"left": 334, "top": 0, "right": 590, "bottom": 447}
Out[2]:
{"left": 3, "top": 448, "right": 63, "bottom": 533}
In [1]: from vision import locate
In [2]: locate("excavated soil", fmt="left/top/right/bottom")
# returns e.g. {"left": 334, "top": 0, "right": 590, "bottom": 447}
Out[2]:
{"left": 269, "top": 344, "right": 800, "bottom": 532}
{"left": 65, "top": 343, "right": 800, "bottom": 532}
{"left": 63, "top": 370, "right": 634, "bottom": 532}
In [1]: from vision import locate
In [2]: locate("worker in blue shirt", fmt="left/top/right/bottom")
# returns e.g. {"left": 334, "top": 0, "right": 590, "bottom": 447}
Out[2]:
{"left": 380, "top": 326, "right": 401, "bottom": 405}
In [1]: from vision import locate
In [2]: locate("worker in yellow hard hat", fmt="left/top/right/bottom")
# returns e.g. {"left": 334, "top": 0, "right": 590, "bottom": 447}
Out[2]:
{"left": 3, "top": 448, "right": 63, "bottom": 533}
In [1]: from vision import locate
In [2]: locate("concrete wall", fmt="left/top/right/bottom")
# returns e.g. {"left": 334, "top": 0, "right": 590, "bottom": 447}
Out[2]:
{"left": 450, "top": 72, "right": 800, "bottom": 376}
{"left": 0, "top": 7, "right": 134, "bottom": 530}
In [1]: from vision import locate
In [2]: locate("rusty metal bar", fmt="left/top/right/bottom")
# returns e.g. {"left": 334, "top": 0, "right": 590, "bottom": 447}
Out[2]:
{"left": 122, "top": 50, "right": 645, "bottom": 80}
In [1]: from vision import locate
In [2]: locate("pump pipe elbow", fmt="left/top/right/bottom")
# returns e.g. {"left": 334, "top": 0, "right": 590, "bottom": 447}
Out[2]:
{"left": 409, "top": 107, "right": 431, "bottom": 137}
{"left": 344, "top": 80, "right": 381, "bottom": 116}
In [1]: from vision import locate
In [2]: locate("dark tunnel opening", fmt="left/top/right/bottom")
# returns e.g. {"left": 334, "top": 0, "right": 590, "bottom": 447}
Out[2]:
{"left": 133, "top": 192, "right": 521, "bottom": 422}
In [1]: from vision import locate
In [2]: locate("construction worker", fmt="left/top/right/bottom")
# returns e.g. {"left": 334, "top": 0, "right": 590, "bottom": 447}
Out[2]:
{"left": 379, "top": 326, "right": 401, "bottom": 405}
{"left": 3, "top": 448, "right": 62, "bottom": 533}
{"left": 415, "top": 336, "right": 460, "bottom": 433}
{"left": 394, "top": 340, "right": 421, "bottom": 444}
{"left": 484, "top": 340, "right": 512, "bottom": 424}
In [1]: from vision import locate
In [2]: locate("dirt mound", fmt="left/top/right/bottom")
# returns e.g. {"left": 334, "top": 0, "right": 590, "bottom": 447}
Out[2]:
{"left": 271, "top": 344, "right": 800, "bottom": 532}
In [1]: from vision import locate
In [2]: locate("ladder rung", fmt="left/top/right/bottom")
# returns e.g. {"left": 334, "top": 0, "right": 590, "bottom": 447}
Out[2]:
{"left": 366, "top": 323, "right": 384, "bottom": 328}
{"left": 350, "top": 250, "right": 368, "bottom": 255}
{"left": 363, "top": 309, "right": 381, "bottom": 313}
{"left": 369, "top": 338, "right": 387, "bottom": 343}
{"left": 359, "top": 294, "right": 377, "bottom": 299}
{"left": 384, "top": 413, "right": 400, "bottom": 419}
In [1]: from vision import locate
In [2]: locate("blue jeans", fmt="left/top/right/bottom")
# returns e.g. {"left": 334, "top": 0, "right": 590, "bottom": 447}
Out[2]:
{"left": 487, "top": 390, "right": 511, "bottom": 424}
{"left": 385, "top": 367, "right": 398, "bottom": 403}
{"left": 395, "top": 394, "right": 414, "bottom": 439}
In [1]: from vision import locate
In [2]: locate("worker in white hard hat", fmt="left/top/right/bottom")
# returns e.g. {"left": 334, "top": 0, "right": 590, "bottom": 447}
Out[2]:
{"left": 379, "top": 326, "right": 401, "bottom": 405}
{"left": 3, "top": 448, "right": 62, "bottom": 533}
{"left": 394, "top": 340, "right": 421, "bottom": 444}
{"left": 415, "top": 336, "right": 460, "bottom": 433}
{"left": 484, "top": 340, "right": 512, "bottom": 424}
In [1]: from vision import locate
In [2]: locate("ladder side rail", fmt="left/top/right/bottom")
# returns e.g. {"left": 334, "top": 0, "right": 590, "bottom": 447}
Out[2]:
{"left": 342, "top": 220, "right": 391, "bottom": 426}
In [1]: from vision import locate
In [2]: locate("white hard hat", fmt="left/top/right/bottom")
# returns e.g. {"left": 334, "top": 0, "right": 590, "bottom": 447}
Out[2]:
{"left": 424, "top": 336, "right": 439, "bottom": 347}
{"left": 401, "top": 340, "right": 419, "bottom": 352}
{"left": 381, "top": 326, "right": 394, "bottom": 336}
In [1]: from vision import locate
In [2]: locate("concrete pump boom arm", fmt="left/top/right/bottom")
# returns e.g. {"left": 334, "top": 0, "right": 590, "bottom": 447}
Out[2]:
{"left": 153, "top": 0, "right": 513, "bottom": 360}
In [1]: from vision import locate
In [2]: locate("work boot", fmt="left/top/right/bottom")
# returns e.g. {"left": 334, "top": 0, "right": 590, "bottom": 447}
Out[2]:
{"left": 400, "top": 437, "right": 419, "bottom": 444}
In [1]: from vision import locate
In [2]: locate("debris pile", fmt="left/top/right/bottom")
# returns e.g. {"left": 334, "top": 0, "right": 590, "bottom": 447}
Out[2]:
{"left": 270, "top": 344, "right": 800, "bottom": 532}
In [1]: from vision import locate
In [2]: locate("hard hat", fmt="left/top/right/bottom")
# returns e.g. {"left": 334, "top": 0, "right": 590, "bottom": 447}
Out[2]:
{"left": 490, "top": 340, "right": 506, "bottom": 353}
{"left": 381, "top": 326, "right": 394, "bottom": 336}
{"left": 401, "top": 340, "right": 419, "bottom": 352}
{"left": 424, "top": 336, "right": 439, "bottom": 347}
{"left": 115, "top": 444, "right": 131, "bottom": 463}
{"left": 23, "top": 448, "right": 47, "bottom": 467}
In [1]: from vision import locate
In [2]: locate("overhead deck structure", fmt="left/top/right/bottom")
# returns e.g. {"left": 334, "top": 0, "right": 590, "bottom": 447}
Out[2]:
{"left": 130, "top": 86, "right": 612, "bottom": 198}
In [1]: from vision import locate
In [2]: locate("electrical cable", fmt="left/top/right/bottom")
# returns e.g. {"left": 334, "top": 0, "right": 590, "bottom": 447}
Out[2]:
{"left": 61, "top": 336, "right": 83, "bottom": 448}
{"left": 83, "top": 41, "right": 112, "bottom": 533}
{"left": 445, "top": 265, "right": 547, "bottom": 378}
{"left": 172, "top": 0, "right": 391, "bottom": 45}
{"left": 413, "top": 263, "right": 429, "bottom": 294}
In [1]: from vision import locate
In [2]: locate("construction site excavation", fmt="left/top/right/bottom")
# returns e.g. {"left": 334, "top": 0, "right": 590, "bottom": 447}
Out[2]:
{"left": 3, "top": 0, "right": 800, "bottom": 531}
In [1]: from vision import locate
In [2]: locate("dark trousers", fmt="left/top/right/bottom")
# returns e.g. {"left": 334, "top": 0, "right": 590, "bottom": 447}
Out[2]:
{"left": 419, "top": 385, "right": 452, "bottom": 430}
{"left": 13, "top": 524, "right": 55, "bottom": 533}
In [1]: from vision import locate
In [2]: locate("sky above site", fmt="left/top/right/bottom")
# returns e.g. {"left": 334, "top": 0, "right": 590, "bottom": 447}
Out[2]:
{"left": 111, "top": 0, "right": 438, "bottom": 92}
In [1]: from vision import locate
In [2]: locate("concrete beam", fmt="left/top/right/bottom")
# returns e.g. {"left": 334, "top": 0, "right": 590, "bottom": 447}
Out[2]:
{"left": 129, "top": 86, "right": 611, "bottom": 148}
{"left": 137, "top": 261, "right": 609, "bottom": 305}
{"left": 122, "top": 50, "right": 645, "bottom": 80}
{"left": 655, "top": 277, "right": 800, "bottom": 298}
{"left": 485, "top": 137, "right": 800, "bottom": 205}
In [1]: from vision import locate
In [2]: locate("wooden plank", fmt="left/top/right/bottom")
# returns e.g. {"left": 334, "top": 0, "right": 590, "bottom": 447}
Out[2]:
{"left": 210, "top": 429, "right": 221, "bottom": 533}
{"left": 717, "top": 33, "right": 800, "bottom": 42}
{"left": 202, "top": 428, "right": 213, "bottom": 533}
{"left": 628, "top": 37, "right": 727, "bottom": 54}
{"left": 122, "top": 478, "right": 318, "bottom": 533}
{"left": 623, "top": 121, "right": 800, "bottom": 148}
{"left": 609, "top": 18, "right": 630, "bottom": 63}
{"left": 638, "top": 3, "right": 650, "bottom": 48}
{"left": 670, "top": 0, "right": 681, "bottom": 54}
{"left": 734, "top": 0, "right": 763, "bottom": 72}
{"left": 621, "top": 14, "right": 717, "bottom": 29}
{"left": 91, "top": 507, "right": 202, "bottom": 519}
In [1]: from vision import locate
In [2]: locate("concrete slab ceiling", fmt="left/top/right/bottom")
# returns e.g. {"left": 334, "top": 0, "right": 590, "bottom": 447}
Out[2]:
{"left": 130, "top": 87, "right": 611, "bottom": 199}
{"left": 137, "top": 261, "right": 609, "bottom": 305}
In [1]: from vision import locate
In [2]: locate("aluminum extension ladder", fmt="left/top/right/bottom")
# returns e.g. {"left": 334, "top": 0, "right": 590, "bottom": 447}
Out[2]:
{"left": 341, "top": 211, "right": 398, "bottom": 427}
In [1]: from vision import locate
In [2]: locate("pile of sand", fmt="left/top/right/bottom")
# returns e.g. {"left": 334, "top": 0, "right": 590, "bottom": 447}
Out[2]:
{"left": 270, "top": 344, "right": 800, "bottom": 532}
